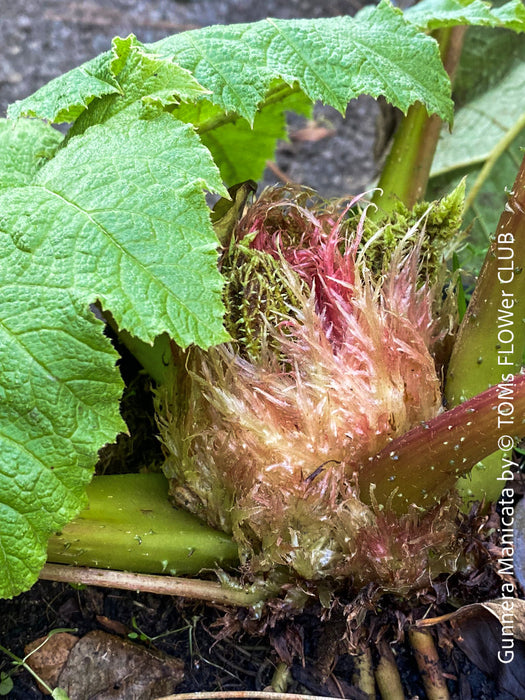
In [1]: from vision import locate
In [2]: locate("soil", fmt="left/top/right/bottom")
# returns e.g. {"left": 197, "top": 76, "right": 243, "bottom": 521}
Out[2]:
{"left": 0, "top": 1, "right": 522, "bottom": 699}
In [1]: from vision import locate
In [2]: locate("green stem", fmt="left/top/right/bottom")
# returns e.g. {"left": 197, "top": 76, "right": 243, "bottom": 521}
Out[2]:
{"left": 270, "top": 663, "right": 291, "bottom": 693}
{"left": 445, "top": 151, "right": 525, "bottom": 503}
{"left": 374, "top": 641, "right": 405, "bottom": 700}
{"left": 47, "top": 473, "right": 239, "bottom": 576}
{"left": 446, "top": 155, "right": 525, "bottom": 402}
{"left": 352, "top": 649, "right": 376, "bottom": 699}
{"left": 0, "top": 643, "right": 55, "bottom": 696}
{"left": 464, "top": 112, "right": 525, "bottom": 214}
{"left": 372, "top": 26, "right": 466, "bottom": 216}
{"left": 408, "top": 629, "right": 450, "bottom": 700}
{"left": 372, "top": 102, "right": 442, "bottom": 215}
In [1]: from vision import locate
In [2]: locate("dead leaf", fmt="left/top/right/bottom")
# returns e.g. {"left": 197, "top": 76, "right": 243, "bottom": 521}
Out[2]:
{"left": 270, "top": 623, "right": 304, "bottom": 666}
{"left": 447, "top": 602, "right": 525, "bottom": 698}
{"left": 26, "top": 630, "right": 184, "bottom": 700}
{"left": 58, "top": 630, "right": 184, "bottom": 699}
{"left": 514, "top": 495, "right": 525, "bottom": 590}
{"left": 25, "top": 633, "right": 79, "bottom": 695}
{"left": 482, "top": 599, "right": 525, "bottom": 642}
{"left": 416, "top": 598, "right": 525, "bottom": 640}
{"left": 414, "top": 599, "right": 525, "bottom": 697}
{"left": 95, "top": 615, "right": 131, "bottom": 637}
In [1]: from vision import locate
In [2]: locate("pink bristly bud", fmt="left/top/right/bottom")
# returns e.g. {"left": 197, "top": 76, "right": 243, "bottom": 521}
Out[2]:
{"left": 157, "top": 186, "right": 487, "bottom": 594}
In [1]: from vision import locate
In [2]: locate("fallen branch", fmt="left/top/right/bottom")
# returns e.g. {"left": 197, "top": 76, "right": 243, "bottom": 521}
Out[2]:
{"left": 39, "top": 564, "right": 265, "bottom": 607}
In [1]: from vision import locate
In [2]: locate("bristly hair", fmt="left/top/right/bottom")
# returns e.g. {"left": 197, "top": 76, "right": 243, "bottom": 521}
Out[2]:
{"left": 157, "top": 185, "right": 463, "bottom": 593}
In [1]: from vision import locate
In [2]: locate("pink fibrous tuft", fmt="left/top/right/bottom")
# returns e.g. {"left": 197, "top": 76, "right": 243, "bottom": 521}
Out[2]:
{"left": 158, "top": 186, "right": 462, "bottom": 590}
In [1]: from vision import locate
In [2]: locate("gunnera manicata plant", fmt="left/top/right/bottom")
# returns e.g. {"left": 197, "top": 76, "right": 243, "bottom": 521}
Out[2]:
{"left": 156, "top": 183, "right": 488, "bottom": 602}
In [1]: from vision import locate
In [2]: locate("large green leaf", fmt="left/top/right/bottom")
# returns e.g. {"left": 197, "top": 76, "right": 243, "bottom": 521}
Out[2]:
{"left": 432, "top": 59, "right": 525, "bottom": 175}
{"left": 9, "top": 1, "right": 455, "bottom": 128}
{"left": 0, "top": 119, "right": 126, "bottom": 597}
{"left": 2, "top": 112, "right": 228, "bottom": 347}
{"left": 7, "top": 35, "right": 209, "bottom": 128}
{"left": 65, "top": 35, "right": 211, "bottom": 140}
{"left": 2, "top": 0, "right": 524, "bottom": 600}
{"left": 0, "top": 110, "right": 228, "bottom": 596}
{"left": 173, "top": 87, "right": 312, "bottom": 186}
{"left": 10, "top": 1, "right": 524, "bottom": 134}
{"left": 7, "top": 52, "right": 121, "bottom": 124}
{"left": 452, "top": 24, "right": 524, "bottom": 105}
{"left": 0, "top": 120, "right": 63, "bottom": 190}
{"left": 405, "top": 0, "right": 525, "bottom": 32}
{"left": 0, "top": 286, "right": 125, "bottom": 598}
{"left": 151, "top": 1, "right": 453, "bottom": 121}
{"left": 428, "top": 51, "right": 525, "bottom": 271}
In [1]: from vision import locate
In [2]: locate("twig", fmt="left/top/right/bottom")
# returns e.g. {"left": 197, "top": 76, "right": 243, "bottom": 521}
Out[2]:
{"left": 408, "top": 628, "right": 450, "bottom": 700}
{"left": 414, "top": 612, "right": 457, "bottom": 627}
{"left": 265, "top": 160, "right": 295, "bottom": 185}
{"left": 158, "top": 693, "right": 351, "bottom": 699}
{"left": 39, "top": 564, "right": 265, "bottom": 607}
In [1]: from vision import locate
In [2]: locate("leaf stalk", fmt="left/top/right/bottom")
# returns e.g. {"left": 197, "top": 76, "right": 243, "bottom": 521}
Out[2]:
{"left": 372, "top": 26, "right": 466, "bottom": 215}
{"left": 46, "top": 473, "right": 239, "bottom": 576}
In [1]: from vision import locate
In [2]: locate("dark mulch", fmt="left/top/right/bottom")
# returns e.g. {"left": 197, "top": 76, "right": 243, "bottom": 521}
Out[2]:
{"left": 0, "top": 576, "right": 516, "bottom": 699}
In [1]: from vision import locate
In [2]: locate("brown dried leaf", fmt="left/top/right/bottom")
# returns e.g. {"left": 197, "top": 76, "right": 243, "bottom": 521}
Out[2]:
{"left": 57, "top": 630, "right": 183, "bottom": 700}
{"left": 514, "top": 495, "right": 525, "bottom": 590}
{"left": 25, "top": 632, "right": 79, "bottom": 695}
{"left": 482, "top": 599, "right": 525, "bottom": 642}
{"left": 270, "top": 623, "right": 304, "bottom": 666}
{"left": 447, "top": 601, "right": 525, "bottom": 698}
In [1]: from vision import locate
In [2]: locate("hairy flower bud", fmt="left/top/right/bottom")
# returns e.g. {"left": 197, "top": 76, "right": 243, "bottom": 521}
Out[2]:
{"left": 157, "top": 185, "right": 465, "bottom": 594}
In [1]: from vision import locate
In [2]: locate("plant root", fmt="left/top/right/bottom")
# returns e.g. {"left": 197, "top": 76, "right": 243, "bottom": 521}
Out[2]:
{"left": 408, "top": 628, "right": 450, "bottom": 700}
{"left": 374, "top": 641, "right": 405, "bottom": 700}
{"left": 351, "top": 648, "right": 375, "bottom": 699}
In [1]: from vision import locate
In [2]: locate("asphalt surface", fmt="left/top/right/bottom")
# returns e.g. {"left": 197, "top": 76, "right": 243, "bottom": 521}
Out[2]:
{"left": 0, "top": 0, "right": 379, "bottom": 196}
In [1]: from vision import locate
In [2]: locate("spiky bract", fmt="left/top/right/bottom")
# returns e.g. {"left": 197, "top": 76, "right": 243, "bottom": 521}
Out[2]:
{"left": 157, "top": 185, "right": 463, "bottom": 594}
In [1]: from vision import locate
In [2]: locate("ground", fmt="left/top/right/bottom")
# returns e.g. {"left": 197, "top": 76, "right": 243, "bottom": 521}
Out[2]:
{"left": 0, "top": 1, "right": 521, "bottom": 698}
{"left": 0, "top": 0, "right": 379, "bottom": 199}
